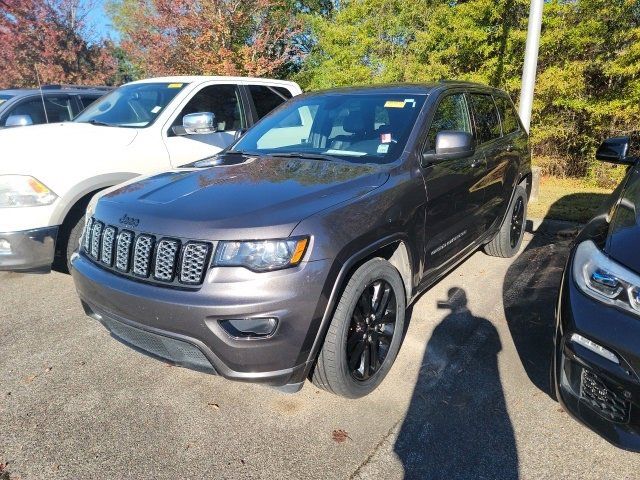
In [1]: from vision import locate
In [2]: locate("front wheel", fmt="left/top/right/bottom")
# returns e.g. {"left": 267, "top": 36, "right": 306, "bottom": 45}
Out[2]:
{"left": 312, "top": 258, "right": 406, "bottom": 398}
{"left": 484, "top": 184, "right": 527, "bottom": 258}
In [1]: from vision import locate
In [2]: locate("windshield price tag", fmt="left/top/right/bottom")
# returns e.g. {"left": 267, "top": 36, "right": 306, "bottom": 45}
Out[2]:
{"left": 167, "top": 83, "right": 183, "bottom": 88}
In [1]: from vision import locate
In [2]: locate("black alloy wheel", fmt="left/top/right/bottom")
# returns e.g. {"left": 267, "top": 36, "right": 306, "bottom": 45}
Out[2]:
{"left": 510, "top": 196, "right": 525, "bottom": 249}
{"left": 347, "top": 279, "right": 397, "bottom": 381}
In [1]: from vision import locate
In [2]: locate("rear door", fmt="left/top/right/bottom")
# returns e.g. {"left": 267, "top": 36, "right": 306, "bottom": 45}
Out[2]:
{"left": 421, "top": 91, "right": 486, "bottom": 278}
{"left": 163, "top": 83, "right": 248, "bottom": 166}
{"left": 468, "top": 92, "right": 504, "bottom": 231}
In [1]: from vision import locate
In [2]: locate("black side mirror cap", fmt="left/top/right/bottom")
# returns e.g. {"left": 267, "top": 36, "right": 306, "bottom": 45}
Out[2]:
{"left": 595, "top": 137, "right": 636, "bottom": 165}
{"left": 422, "top": 131, "right": 475, "bottom": 165}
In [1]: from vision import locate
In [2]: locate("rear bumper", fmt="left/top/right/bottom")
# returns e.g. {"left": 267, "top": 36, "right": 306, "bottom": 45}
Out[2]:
{"left": 0, "top": 226, "right": 58, "bottom": 272}
{"left": 554, "top": 251, "right": 640, "bottom": 451}
{"left": 71, "top": 252, "right": 332, "bottom": 388}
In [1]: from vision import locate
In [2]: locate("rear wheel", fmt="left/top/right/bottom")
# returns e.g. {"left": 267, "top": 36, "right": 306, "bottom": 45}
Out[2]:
{"left": 312, "top": 258, "right": 406, "bottom": 398}
{"left": 484, "top": 184, "right": 527, "bottom": 258}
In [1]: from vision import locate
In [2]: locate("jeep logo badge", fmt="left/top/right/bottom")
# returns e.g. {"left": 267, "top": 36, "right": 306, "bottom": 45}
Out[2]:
{"left": 119, "top": 214, "right": 140, "bottom": 228}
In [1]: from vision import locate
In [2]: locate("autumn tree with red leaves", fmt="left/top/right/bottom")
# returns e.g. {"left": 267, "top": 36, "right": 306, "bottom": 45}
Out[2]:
{"left": 108, "top": 0, "right": 303, "bottom": 78}
{"left": 0, "top": 0, "right": 117, "bottom": 88}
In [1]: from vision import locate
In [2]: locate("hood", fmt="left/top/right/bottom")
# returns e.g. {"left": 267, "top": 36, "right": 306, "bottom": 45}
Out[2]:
{"left": 0, "top": 122, "right": 137, "bottom": 173}
{"left": 94, "top": 155, "right": 389, "bottom": 239}
{"left": 605, "top": 168, "right": 640, "bottom": 274}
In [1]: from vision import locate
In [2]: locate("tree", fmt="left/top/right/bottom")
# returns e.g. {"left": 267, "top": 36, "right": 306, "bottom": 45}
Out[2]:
{"left": 0, "top": 0, "right": 117, "bottom": 88}
{"left": 107, "top": 0, "right": 304, "bottom": 78}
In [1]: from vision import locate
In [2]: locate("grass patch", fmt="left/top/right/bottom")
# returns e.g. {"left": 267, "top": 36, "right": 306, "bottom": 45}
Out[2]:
{"left": 528, "top": 176, "right": 615, "bottom": 223}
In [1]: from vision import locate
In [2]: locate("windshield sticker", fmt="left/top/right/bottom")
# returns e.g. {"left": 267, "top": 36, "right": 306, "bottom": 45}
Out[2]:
{"left": 380, "top": 133, "right": 392, "bottom": 143}
{"left": 404, "top": 98, "right": 416, "bottom": 107}
{"left": 377, "top": 144, "right": 390, "bottom": 154}
{"left": 167, "top": 83, "right": 183, "bottom": 88}
{"left": 151, "top": 105, "right": 161, "bottom": 114}
{"left": 384, "top": 100, "right": 405, "bottom": 108}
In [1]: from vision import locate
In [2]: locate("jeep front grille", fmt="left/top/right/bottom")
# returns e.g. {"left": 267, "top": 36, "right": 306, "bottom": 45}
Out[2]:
{"left": 82, "top": 216, "right": 213, "bottom": 287}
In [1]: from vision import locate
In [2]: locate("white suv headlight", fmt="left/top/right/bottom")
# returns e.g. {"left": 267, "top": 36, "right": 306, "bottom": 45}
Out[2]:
{"left": 573, "top": 240, "right": 640, "bottom": 316}
{"left": 0, "top": 175, "right": 58, "bottom": 208}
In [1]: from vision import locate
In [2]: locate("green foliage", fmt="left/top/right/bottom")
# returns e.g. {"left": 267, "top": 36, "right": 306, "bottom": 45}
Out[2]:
{"left": 296, "top": 0, "right": 640, "bottom": 185}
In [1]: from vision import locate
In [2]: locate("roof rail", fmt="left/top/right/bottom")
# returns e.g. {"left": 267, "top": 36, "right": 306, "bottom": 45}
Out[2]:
{"left": 41, "top": 84, "right": 114, "bottom": 91}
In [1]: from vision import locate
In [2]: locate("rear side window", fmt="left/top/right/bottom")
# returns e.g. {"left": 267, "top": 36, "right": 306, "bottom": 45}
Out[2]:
{"left": 43, "top": 95, "right": 73, "bottom": 122}
{"left": 249, "top": 85, "right": 290, "bottom": 119}
{"left": 470, "top": 93, "right": 501, "bottom": 144}
{"left": 79, "top": 94, "right": 102, "bottom": 109}
{"left": 495, "top": 96, "right": 520, "bottom": 135}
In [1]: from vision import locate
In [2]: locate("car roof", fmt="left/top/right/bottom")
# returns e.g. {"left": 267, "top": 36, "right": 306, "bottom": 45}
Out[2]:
{"left": 0, "top": 87, "right": 110, "bottom": 96}
{"left": 297, "top": 81, "right": 504, "bottom": 97}
{"left": 126, "top": 76, "right": 300, "bottom": 87}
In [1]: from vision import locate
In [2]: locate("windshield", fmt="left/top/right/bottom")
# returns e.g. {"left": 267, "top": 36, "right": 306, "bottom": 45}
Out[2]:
{"left": 74, "top": 82, "right": 187, "bottom": 128}
{"left": 0, "top": 94, "right": 14, "bottom": 106}
{"left": 230, "top": 92, "right": 426, "bottom": 164}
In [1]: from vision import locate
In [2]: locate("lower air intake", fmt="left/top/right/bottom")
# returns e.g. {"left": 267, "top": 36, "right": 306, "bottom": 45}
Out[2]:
{"left": 581, "top": 369, "right": 630, "bottom": 423}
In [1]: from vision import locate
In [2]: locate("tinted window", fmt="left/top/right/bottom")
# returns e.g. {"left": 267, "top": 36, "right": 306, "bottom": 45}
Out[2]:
{"left": 470, "top": 93, "right": 501, "bottom": 144}
{"left": 249, "top": 85, "right": 289, "bottom": 119}
{"left": 6, "top": 98, "right": 46, "bottom": 125}
{"left": 495, "top": 96, "right": 520, "bottom": 135}
{"left": 426, "top": 93, "right": 472, "bottom": 151}
{"left": 79, "top": 94, "right": 102, "bottom": 109}
{"left": 173, "top": 84, "right": 244, "bottom": 132}
{"left": 43, "top": 95, "right": 73, "bottom": 122}
{"left": 231, "top": 93, "right": 426, "bottom": 164}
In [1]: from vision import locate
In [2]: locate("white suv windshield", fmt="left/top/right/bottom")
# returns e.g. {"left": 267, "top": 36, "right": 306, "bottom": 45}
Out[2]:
{"left": 74, "top": 82, "right": 188, "bottom": 128}
{"left": 230, "top": 92, "right": 426, "bottom": 164}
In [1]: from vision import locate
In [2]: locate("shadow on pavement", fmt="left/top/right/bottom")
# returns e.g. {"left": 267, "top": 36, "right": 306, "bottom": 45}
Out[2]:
{"left": 394, "top": 287, "right": 518, "bottom": 480}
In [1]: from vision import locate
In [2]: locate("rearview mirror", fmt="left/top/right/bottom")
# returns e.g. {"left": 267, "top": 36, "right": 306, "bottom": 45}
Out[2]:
{"left": 174, "top": 112, "right": 217, "bottom": 136}
{"left": 422, "top": 131, "right": 475, "bottom": 164}
{"left": 5, "top": 114, "right": 33, "bottom": 127}
{"left": 595, "top": 137, "right": 636, "bottom": 165}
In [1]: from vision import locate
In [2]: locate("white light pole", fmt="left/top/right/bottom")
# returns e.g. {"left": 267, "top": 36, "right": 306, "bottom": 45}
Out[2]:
{"left": 519, "top": 0, "right": 544, "bottom": 133}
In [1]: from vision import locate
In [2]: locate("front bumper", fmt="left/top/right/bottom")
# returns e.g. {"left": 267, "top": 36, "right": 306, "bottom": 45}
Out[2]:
{"left": 555, "top": 252, "right": 640, "bottom": 451}
{"left": 71, "top": 252, "right": 332, "bottom": 388}
{"left": 0, "top": 226, "right": 58, "bottom": 272}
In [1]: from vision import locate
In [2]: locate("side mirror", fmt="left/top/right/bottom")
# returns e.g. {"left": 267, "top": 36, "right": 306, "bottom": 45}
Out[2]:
{"left": 173, "top": 112, "right": 217, "bottom": 136}
{"left": 422, "top": 131, "right": 475, "bottom": 164}
{"left": 5, "top": 114, "right": 33, "bottom": 127}
{"left": 595, "top": 137, "right": 636, "bottom": 165}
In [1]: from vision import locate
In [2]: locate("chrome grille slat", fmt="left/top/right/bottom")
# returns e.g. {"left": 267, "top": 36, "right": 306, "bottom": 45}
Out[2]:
{"left": 90, "top": 221, "right": 103, "bottom": 258}
{"left": 83, "top": 217, "right": 94, "bottom": 252}
{"left": 115, "top": 230, "right": 133, "bottom": 271}
{"left": 133, "top": 234, "right": 154, "bottom": 277}
{"left": 100, "top": 226, "right": 116, "bottom": 266}
{"left": 83, "top": 216, "right": 211, "bottom": 287}
{"left": 180, "top": 242, "right": 210, "bottom": 284}
{"left": 154, "top": 239, "right": 180, "bottom": 281}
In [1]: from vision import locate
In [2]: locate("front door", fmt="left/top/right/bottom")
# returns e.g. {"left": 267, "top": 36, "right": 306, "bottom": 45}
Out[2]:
{"left": 421, "top": 92, "right": 487, "bottom": 280}
{"left": 163, "top": 84, "right": 247, "bottom": 167}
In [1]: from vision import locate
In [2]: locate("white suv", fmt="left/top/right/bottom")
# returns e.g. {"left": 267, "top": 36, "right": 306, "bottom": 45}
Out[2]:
{"left": 0, "top": 76, "right": 301, "bottom": 273}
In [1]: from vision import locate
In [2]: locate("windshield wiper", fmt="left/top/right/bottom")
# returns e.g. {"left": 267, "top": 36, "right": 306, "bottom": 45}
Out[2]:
{"left": 83, "top": 120, "right": 112, "bottom": 127}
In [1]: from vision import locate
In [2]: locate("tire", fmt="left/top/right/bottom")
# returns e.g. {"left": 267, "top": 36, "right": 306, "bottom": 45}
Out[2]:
{"left": 484, "top": 184, "right": 527, "bottom": 258}
{"left": 53, "top": 211, "right": 85, "bottom": 274}
{"left": 312, "top": 258, "right": 406, "bottom": 398}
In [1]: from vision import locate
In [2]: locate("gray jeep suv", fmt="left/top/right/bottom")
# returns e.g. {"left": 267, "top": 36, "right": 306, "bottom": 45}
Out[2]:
{"left": 71, "top": 83, "right": 531, "bottom": 398}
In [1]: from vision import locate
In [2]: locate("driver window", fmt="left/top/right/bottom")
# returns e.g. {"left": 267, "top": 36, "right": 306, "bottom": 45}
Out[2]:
{"left": 173, "top": 85, "right": 244, "bottom": 132}
{"left": 425, "top": 93, "right": 471, "bottom": 152}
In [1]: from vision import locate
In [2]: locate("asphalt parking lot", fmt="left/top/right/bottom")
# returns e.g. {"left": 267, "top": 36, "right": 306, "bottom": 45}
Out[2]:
{"left": 1, "top": 221, "right": 638, "bottom": 479}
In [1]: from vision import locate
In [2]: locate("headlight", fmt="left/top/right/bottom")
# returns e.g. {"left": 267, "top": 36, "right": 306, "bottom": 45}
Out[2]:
{"left": 573, "top": 240, "right": 640, "bottom": 316}
{"left": 213, "top": 237, "right": 309, "bottom": 271}
{"left": 0, "top": 175, "right": 57, "bottom": 208}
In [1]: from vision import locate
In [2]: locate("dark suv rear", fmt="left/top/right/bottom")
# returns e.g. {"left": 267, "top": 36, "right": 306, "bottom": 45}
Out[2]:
{"left": 71, "top": 82, "right": 531, "bottom": 398}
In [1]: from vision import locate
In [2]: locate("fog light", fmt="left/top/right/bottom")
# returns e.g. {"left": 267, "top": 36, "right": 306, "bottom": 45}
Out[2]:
{"left": 0, "top": 238, "right": 11, "bottom": 254}
{"left": 219, "top": 318, "right": 278, "bottom": 338}
{"left": 571, "top": 333, "right": 619, "bottom": 364}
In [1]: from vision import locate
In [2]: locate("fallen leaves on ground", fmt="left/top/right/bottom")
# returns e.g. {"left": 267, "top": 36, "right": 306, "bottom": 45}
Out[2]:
{"left": 331, "top": 429, "right": 350, "bottom": 443}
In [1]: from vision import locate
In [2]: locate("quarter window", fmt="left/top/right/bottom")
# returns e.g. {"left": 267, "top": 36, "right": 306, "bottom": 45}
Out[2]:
{"left": 426, "top": 93, "right": 472, "bottom": 151}
{"left": 470, "top": 93, "right": 501, "bottom": 144}
{"left": 173, "top": 84, "right": 244, "bottom": 132}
